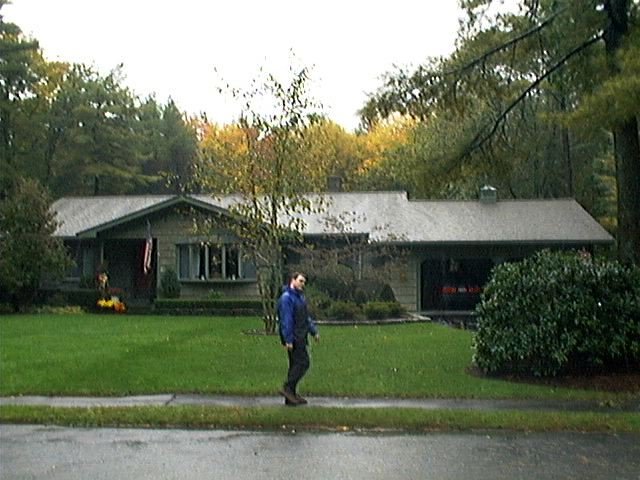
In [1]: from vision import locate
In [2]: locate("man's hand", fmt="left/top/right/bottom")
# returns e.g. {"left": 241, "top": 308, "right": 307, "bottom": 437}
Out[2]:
{"left": 313, "top": 334, "right": 320, "bottom": 343}
{"left": 285, "top": 343, "right": 293, "bottom": 351}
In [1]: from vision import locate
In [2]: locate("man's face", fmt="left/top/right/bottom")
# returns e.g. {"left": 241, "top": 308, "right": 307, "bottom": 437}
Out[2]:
{"left": 291, "top": 275, "right": 306, "bottom": 291}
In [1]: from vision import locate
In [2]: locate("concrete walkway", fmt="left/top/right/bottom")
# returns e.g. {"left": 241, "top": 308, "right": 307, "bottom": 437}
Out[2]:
{"left": 1, "top": 394, "right": 638, "bottom": 412}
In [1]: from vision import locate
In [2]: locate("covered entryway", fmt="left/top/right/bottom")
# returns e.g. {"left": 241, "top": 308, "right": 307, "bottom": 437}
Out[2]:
{"left": 102, "top": 238, "right": 156, "bottom": 302}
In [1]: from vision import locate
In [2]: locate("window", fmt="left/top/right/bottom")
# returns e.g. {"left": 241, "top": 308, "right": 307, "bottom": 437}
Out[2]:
{"left": 208, "top": 246, "right": 223, "bottom": 279}
{"left": 65, "top": 241, "right": 96, "bottom": 280}
{"left": 225, "top": 245, "right": 239, "bottom": 280}
{"left": 177, "top": 243, "right": 255, "bottom": 281}
{"left": 179, "top": 244, "right": 204, "bottom": 279}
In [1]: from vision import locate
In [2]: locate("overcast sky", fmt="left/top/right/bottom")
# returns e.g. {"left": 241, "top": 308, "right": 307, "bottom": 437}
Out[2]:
{"left": 4, "top": 0, "right": 463, "bottom": 131}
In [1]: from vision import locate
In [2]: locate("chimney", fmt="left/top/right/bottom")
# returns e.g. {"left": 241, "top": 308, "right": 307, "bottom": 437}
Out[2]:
{"left": 479, "top": 185, "right": 497, "bottom": 203}
{"left": 327, "top": 176, "right": 343, "bottom": 192}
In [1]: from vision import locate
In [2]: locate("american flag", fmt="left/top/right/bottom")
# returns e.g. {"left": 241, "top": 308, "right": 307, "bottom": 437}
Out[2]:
{"left": 143, "top": 221, "right": 153, "bottom": 275}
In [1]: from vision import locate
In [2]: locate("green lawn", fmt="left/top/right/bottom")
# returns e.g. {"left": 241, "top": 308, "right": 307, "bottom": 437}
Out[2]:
{"left": 1, "top": 313, "right": 634, "bottom": 402}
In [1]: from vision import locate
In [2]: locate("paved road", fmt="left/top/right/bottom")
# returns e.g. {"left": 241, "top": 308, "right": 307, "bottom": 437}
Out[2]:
{"left": 1, "top": 425, "right": 639, "bottom": 480}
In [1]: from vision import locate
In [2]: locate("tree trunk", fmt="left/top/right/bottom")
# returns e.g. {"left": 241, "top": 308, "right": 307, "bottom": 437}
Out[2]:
{"left": 604, "top": 0, "right": 640, "bottom": 264}
{"left": 562, "top": 125, "right": 573, "bottom": 197}
{"left": 255, "top": 236, "right": 283, "bottom": 335}
{"left": 613, "top": 118, "right": 640, "bottom": 264}
{"left": 0, "top": 95, "right": 14, "bottom": 167}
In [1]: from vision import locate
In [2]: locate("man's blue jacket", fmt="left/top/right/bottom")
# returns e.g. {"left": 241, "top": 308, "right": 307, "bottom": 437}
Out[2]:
{"left": 277, "top": 286, "right": 318, "bottom": 345}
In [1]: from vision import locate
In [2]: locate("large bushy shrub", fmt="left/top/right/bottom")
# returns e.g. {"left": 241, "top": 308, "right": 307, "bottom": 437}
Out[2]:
{"left": 473, "top": 250, "right": 640, "bottom": 377}
{"left": 0, "top": 179, "right": 72, "bottom": 311}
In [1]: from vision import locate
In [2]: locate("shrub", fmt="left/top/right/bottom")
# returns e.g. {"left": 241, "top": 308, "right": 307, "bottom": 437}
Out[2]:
{"left": 160, "top": 268, "right": 181, "bottom": 298}
{"left": 0, "top": 302, "right": 14, "bottom": 314}
{"left": 312, "top": 264, "right": 355, "bottom": 301}
{"left": 46, "top": 292, "right": 68, "bottom": 307}
{"left": 353, "top": 288, "right": 369, "bottom": 305}
{"left": 377, "top": 283, "right": 397, "bottom": 302}
{"left": 363, "top": 301, "right": 405, "bottom": 320}
{"left": 309, "top": 265, "right": 397, "bottom": 306}
{"left": 327, "top": 301, "right": 361, "bottom": 320}
{"left": 65, "top": 289, "right": 101, "bottom": 308}
{"left": 208, "top": 290, "right": 224, "bottom": 299}
{"left": 473, "top": 250, "right": 640, "bottom": 377}
{"left": 304, "top": 285, "right": 332, "bottom": 319}
{"left": 354, "top": 278, "right": 397, "bottom": 303}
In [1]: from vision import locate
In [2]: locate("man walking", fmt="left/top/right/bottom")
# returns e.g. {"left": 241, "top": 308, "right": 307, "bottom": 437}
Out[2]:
{"left": 277, "top": 272, "right": 319, "bottom": 406}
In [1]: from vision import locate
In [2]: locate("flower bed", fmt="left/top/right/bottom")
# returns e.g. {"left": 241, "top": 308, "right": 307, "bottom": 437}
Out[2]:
{"left": 97, "top": 296, "right": 126, "bottom": 313}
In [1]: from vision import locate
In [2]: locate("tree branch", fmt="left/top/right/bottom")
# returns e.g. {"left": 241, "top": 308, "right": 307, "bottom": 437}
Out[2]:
{"left": 362, "top": 6, "right": 569, "bottom": 125}
{"left": 442, "top": 7, "right": 567, "bottom": 77}
{"left": 462, "top": 32, "right": 604, "bottom": 159}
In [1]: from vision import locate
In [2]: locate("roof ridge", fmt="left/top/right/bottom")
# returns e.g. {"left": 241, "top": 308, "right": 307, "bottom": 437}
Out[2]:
{"left": 54, "top": 194, "right": 175, "bottom": 199}
{"left": 408, "top": 197, "right": 577, "bottom": 203}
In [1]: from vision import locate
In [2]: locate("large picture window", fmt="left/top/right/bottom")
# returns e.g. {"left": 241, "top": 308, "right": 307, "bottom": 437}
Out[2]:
{"left": 177, "top": 243, "right": 255, "bottom": 281}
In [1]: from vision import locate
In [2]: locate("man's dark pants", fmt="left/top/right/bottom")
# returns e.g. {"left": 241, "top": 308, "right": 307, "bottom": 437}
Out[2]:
{"left": 285, "top": 340, "right": 310, "bottom": 394}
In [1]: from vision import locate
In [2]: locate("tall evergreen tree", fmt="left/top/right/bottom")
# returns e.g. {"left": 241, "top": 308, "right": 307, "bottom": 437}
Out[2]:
{"left": 0, "top": 2, "right": 39, "bottom": 195}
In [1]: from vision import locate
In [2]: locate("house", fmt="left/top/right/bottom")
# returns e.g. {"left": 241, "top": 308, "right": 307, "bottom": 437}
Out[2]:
{"left": 51, "top": 189, "right": 614, "bottom": 313}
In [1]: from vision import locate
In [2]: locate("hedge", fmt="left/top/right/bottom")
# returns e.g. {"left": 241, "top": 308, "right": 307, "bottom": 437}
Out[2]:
{"left": 363, "top": 301, "right": 406, "bottom": 320}
{"left": 154, "top": 298, "right": 262, "bottom": 315}
{"left": 38, "top": 288, "right": 100, "bottom": 309}
{"left": 326, "top": 301, "right": 361, "bottom": 320}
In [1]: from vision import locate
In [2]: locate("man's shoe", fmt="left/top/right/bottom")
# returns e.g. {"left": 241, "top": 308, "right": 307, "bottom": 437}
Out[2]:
{"left": 295, "top": 394, "right": 308, "bottom": 405}
{"left": 279, "top": 387, "right": 300, "bottom": 404}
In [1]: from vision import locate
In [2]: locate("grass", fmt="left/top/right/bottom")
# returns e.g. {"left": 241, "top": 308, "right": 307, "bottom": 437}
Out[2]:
{"left": 1, "top": 313, "right": 638, "bottom": 432}
{"left": 1, "top": 313, "right": 635, "bottom": 402}
{"left": 2, "top": 405, "right": 639, "bottom": 433}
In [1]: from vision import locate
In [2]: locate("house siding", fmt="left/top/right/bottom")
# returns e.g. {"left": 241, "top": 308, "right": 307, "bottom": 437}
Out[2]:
{"left": 101, "top": 208, "right": 260, "bottom": 300}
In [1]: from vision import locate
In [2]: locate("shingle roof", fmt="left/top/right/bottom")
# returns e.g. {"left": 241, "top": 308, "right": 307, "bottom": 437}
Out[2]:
{"left": 52, "top": 196, "right": 174, "bottom": 237}
{"left": 51, "top": 195, "right": 232, "bottom": 238}
{"left": 391, "top": 198, "right": 613, "bottom": 244}
{"left": 51, "top": 192, "right": 613, "bottom": 245}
